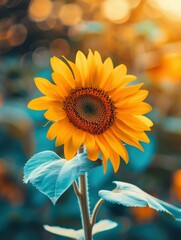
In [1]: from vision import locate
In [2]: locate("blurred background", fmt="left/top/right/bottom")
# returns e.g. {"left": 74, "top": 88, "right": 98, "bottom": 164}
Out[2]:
{"left": 0, "top": 0, "right": 181, "bottom": 239}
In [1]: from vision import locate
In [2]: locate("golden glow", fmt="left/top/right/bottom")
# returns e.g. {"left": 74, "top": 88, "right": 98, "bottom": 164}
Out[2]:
{"left": 58, "top": 4, "right": 82, "bottom": 26}
{"left": 149, "top": 0, "right": 181, "bottom": 20}
{"left": 28, "top": 0, "right": 53, "bottom": 22}
{"left": 131, "top": 206, "right": 155, "bottom": 222}
{"left": 101, "top": 0, "right": 130, "bottom": 23}
{"left": 172, "top": 169, "right": 181, "bottom": 202}
{"left": 147, "top": 53, "right": 181, "bottom": 85}
{"left": 128, "top": 0, "right": 141, "bottom": 8}
{"left": 143, "top": 2, "right": 162, "bottom": 19}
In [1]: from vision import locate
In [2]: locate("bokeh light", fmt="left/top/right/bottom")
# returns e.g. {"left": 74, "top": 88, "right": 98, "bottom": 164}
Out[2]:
{"left": 28, "top": 0, "right": 53, "bottom": 22}
{"left": 58, "top": 4, "right": 82, "bottom": 26}
{"left": 171, "top": 169, "right": 181, "bottom": 202}
{"left": 101, "top": 0, "right": 131, "bottom": 23}
{"left": 50, "top": 38, "right": 70, "bottom": 57}
{"left": 7, "top": 24, "right": 27, "bottom": 47}
{"left": 128, "top": 0, "right": 141, "bottom": 8}
{"left": 149, "top": 0, "right": 181, "bottom": 21}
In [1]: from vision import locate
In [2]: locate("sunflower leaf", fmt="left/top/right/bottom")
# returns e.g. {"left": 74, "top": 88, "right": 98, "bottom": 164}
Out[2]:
{"left": 99, "top": 181, "right": 181, "bottom": 221}
{"left": 44, "top": 219, "right": 117, "bottom": 239}
{"left": 23, "top": 151, "right": 101, "bottom": 204}
{"left": 92, "top": 219, "right": 118, "bottom": 235}
{"left": 44, "top": 225, "right": 82, "bottom": 239}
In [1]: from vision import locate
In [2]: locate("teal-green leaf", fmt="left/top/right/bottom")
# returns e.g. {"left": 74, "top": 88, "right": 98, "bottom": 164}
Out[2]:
{"left": 44, "top": 225, "right": 81, "bottom": 239}
{"left": 23, "top": 151, "right": 101, "bottom": 204}
{"left": 44, "top": 219, "right": 117, "bottom": 239}
{"left": 99, "top": 181, "right": 181, "bottom": 221}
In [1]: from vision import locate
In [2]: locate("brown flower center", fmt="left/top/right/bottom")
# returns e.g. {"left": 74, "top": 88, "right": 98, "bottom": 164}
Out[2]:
{"left": 64, "top": 87, "right": 115, "bottom": 134}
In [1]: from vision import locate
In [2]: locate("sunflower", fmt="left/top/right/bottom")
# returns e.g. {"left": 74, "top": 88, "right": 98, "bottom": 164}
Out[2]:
{"left": 28, "top": 50, "right": 153, "bottom": 172}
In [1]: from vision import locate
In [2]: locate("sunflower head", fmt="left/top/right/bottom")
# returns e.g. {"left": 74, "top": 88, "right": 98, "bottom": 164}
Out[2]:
{"left": 28, "top": 50, "right": 153, "bottom": 173}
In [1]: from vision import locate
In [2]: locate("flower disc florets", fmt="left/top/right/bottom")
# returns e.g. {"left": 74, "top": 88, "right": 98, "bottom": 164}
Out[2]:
{"left": 64, "top": 87, "right": 115, "bottom": 134}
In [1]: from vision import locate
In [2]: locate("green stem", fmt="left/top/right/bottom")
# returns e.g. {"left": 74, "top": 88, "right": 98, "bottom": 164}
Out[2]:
{"left": 73, "top": 146, "right": 105, "bottom": 239}
{"left": 91, "top": 198, "right": 104, "bottom": 226}
{"left": 79, "top": 174, "right": 92, "bottom": 240}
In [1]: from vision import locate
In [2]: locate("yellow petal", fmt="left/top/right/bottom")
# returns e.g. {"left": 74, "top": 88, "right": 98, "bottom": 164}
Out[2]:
{"left": 135, "top": 115, "right": 153, "bottom": 127}
{"left": 87, "top": 144, "right": 99, "bottom": 161}
{"left": 84, "top": 133, "right": 99, "bottom": 161}
{"left": 94, "top": 51, "right": 103, "bottom": 68}
{"left": 50, "top": 56, "right": 75, "bottom": 88}
{"left": 95, "top": 135, "right": 110, "bottom": 160}
{"left": 105, "top": 64, "right": 127, "bottom": 91}
{"left": 138, "top": 131, "right": 150, "bottom": 143}
{"left": 52, "top": 72, "right": 71, "bottom": 97}
{"left": 75, "top": 51, "right": 89, "bottom": 87}
{"left": 109, "top": 150, "right": 120, "bottom": 173}
{"left": 115, "top": 119, "right": 150, "bottom": 143}
{"left": 128, "top": 90, "right": 149, "bottom": 103}
{"left": 110, "top": 83, "right": 144, "bottom": 103}
{"left": 102, "top": 153, "right": 108, "bottom": 174}
{"left": 46, "top": 118, "right": 74, "bottom": 142}
{"left": 119, "top": 114, "right": 151, "bottom": 131}
{"left": 116, "top": 102, "right": 152, "bottom": 115}
{"left": 119, "top": 74, "right": 137, "bottom": 86}
{"left": 44, "top": 107, "right": 66, "bottom": 121}
{"left": 34, "top": 77, "right": 63, "bottom": 99}
{"left": 103, "top": 130, "right": 129, "bottom": 163}
{"left": 96, "top": 133, "right": 122, "bottom": 172}
{"left": 67, "top": 60, "right": 83, "bottom": 87}
{"left": 88, "top": 50, "right": 103, "bottom": 88}
{"left": 115, "top": 90, "right": 149, "bottom": 108}
{"left": 64, "top": 138, "right": 77, "bottom": 160}
{"left": 71, "top": 128, "right": 86, "bottom": 153}
{"left": 98, "top": 57, "right": 114, "bottom": 89}
{"left": 111, "top": 124, "right": 144, "bottom": 151}
{"left": 86, "top": 49, "right": 94, "bottom": 86}
{"left": 28, "top": 96, "right": 58, "bottom": 110}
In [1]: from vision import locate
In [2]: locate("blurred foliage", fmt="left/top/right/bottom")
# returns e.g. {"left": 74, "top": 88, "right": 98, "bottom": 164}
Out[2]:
{"left": 0, "top": 0, "right": 181, "bottom": 239}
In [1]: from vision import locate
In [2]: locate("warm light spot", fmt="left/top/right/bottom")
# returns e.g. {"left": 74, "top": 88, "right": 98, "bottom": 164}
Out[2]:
{"left": 0, "top": 18, "right": 13, "bottom": 41}
{"left": 52, "top": 1, "right": 64, "bottom": 19}
{"left": 58, "top": 4, "right": 82, "bottom": 26}
{"left": 101, "top": 0, "right": 130, "bottom": 23}
{"left": 128, "top": 0, "right": 141, "bottom": 8}
{"left": 143, "top": 2, "right": 162, "bottom": 19}
{"left": 50, "top": 38, "right": 70, "bottom": 57}
{"left": 172, "top": 169, "right": 181, "bottom": 189}
{"left": 37, "top": 17, "right": 58, "bottom": 31}
{"left": 149, "top": 0, "right": 181, "bottom": 20}
{"left": 147, "top": 53, "right": 181, "bottom": 85}
{"left": 7, "top": 24, "right": 27, "bottom": 46}
{"left": 131, "top": 206, "right": 155, "bottom": 223}
{"left": 28, "top": 0, "right": 53, "bottom": 22}
{"left": 171, "top": 169, "right": 181, "bottom": 202}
